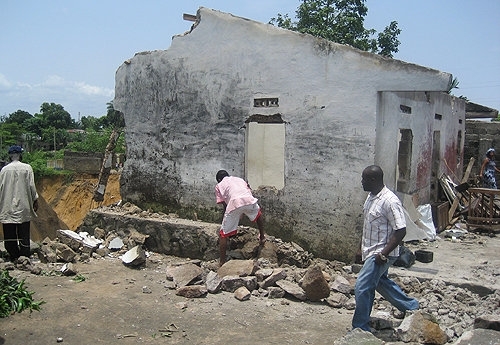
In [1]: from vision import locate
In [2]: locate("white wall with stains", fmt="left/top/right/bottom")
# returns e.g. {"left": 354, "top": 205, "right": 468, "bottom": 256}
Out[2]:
{"left": 114, "top": 7, "right": 464, "bottom": 261}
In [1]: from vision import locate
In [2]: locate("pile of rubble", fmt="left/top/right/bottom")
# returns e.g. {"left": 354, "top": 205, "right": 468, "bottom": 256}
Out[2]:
{"left": 0, "top": 226, "right": 498, "bottom": 344}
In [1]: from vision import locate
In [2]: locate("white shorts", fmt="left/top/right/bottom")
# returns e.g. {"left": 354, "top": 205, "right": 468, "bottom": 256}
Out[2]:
{"left": 220, "top": 203, "right": 261, "bottom": 238}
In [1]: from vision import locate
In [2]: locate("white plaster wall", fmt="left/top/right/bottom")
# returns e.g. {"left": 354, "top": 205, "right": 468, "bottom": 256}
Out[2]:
{"left": 376, "top": 91, "right": 466, "bottom": 204}
{"left": 114, "top": 7, "right": 457, "bottom": 260}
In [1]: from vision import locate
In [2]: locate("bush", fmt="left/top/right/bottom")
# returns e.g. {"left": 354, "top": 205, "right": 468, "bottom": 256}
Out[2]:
{"left": 0, "top": 270, "right": 45, "bottom": 317}
{"left": 23, "top": 150, "right": 65, "bottom": 179}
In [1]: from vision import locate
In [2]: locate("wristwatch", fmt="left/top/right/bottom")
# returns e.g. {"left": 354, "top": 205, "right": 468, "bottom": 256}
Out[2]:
{"left": 378, "top": 253, "right": 388, "bottom": 262}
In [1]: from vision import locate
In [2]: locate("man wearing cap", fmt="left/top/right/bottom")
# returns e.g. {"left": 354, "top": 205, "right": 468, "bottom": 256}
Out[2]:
{"left": 0, "top": 145, "right": 38, "bottom": 262}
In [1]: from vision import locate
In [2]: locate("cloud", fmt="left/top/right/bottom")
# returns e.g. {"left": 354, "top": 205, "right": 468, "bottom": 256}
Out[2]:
{"left": 0, "top": 73, "right": 114, "bottom": 118}
{"left": 0, "top": 73, "right": 12, "bottom": 90}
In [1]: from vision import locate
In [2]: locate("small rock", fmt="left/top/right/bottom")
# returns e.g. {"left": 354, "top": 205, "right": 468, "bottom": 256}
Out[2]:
{"left": 234, "top": 286, "right": 251, "bottom": 301}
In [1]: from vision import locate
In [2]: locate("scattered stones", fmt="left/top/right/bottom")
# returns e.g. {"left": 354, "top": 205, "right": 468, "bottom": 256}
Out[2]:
{"left": 1, "top": 213, "right": 498, "bottom": 345}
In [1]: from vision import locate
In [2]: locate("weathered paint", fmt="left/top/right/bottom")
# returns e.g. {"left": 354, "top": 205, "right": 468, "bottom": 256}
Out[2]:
{"left": 114, "top": 8, "right": 465, "bottom": 261}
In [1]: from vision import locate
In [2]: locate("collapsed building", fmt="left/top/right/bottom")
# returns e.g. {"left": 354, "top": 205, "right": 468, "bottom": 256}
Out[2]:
{"left": 113, "top": 7, "right": 465, "bottom": 261}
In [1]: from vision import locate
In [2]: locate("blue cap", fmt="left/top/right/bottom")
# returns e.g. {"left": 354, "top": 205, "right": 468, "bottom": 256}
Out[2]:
{"left": 8, "top": 145, "right": 23, "bottom": 154}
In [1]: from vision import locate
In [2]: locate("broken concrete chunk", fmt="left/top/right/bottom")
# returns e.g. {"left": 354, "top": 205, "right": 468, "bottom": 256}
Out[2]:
{"left": 61, "top": 262, "right": 78, "bottom": 276}
{"left": 275, "top": 280, "right": 307, "bottom": 301}
{"left": 205, "top": 271, "right": 223, "bottom": 293}
{"left": 108, "top": 237, "right": 124, "bottom": 250}
{"left": 300, "top": 265, "right": 330, "bottom": 301}
{"left": 121, "top": 245, "right": 146, "bottom": 266}
{"left": 176, "top": 285, "right": 208, "bottom": 298}
{"left": 217, "top": 259, "right": 257, "bottom": 278}
{"left": 234, "top": 286, "right": 251, "bottom": 301}
{"left": 57, "top": 229, "right": 83, "bottom": 251}
{"left": 166, "top": 263, "right": 203, "bottom": 287}
{"left": 395, "top": 311, "right": 448, "bottom": 345}
{"left": 260, "top": 268, "right": 286, "bottom": 289}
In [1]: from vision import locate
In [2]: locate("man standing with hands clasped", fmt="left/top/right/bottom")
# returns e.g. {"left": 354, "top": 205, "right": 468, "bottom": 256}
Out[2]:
{"left": 352, "top": 165, "right": 419, "bottom": 332}
{"left": 0, "top": 145, "right": 38, "bottom": 262}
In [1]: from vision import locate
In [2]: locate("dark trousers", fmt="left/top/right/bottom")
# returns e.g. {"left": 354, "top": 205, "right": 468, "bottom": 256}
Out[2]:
{"left": 2, "top": 222, "right": 31, "bottom": 260}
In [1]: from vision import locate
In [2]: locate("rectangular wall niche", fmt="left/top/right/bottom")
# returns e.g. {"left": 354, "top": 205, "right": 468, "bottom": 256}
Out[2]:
{"left": 397, "top": 129, "right": 413, "bottom": 193}
{"left": 254, "top": 98, "right": 279, "bottom": 107}
{"left": 245, "top": 122, "right": 285, "bottom": 190}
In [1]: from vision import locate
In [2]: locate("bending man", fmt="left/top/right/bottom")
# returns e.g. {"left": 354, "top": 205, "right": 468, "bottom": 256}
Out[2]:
{"left": 215, "top": 170, "right": 265, "bottom": 266}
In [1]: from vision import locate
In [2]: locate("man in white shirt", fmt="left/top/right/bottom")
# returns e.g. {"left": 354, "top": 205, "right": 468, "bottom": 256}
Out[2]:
{"left": 0, "top": 145, "right": 38, "bottom": 262}
{"left": 352, "top": 165, "right": 419, "bottom": 331}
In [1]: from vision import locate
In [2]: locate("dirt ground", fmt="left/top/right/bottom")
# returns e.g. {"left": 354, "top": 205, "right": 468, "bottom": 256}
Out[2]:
{"left": 0, "top": 173, "right": 499, "bottom": 345}
{"left": 0, "top": 254, "right": 356, "bottom": 345}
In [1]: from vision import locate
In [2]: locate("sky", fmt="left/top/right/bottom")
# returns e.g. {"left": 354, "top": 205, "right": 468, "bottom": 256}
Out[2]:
{"left": 0, "top": 0, "right": 499, "bottom": 120}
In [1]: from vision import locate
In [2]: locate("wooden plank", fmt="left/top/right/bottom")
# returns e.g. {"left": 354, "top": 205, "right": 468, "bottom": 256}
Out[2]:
{"left": 461, "top": 157, "right": 475, "bottom": 183}
{"left": 449, "top": 157, "right": 477, "bottom": 221}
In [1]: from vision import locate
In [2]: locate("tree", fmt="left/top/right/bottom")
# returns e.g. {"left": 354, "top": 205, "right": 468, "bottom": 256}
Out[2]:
{"left": 80, "top": 115, "right": 105, "bottom": 131}
{"left": 37, "top": 102, "right": 76, "bottom": 130}
{"left": 5, "top": 110, "right": 33, "bottom": 126}
{"left": 270, "top": 0, "right": 401, "bottom": 58}
{"left": 106, "top": 101, "right": 125, "bottom": 130}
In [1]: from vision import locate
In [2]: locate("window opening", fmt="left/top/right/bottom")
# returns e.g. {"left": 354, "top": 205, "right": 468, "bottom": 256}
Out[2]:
{"left": 400, "top": 105, "right": 412, "bottom": 114}
{"left": 254, "top": 98, "right": 279, "bottom": 108}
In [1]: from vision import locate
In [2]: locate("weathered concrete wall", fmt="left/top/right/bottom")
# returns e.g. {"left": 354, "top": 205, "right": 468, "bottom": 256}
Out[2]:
{"left": 64, "top": 151, "right": 103, "bottom": 174}
{"left": 114, "top": 7, "right": 461, "bottom": 261}
{"left": 79, "top": 208, "right": 220, "bottom": 261}
{"left": 377, "top": 92, "right": 465, "bottom": 204}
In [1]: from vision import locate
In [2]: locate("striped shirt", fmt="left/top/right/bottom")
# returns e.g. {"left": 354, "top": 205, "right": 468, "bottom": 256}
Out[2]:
{"left": 361, "top": 186, "right": 405, "bottom": 261}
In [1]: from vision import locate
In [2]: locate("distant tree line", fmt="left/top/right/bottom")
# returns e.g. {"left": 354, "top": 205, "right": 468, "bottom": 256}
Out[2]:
{"left": 0, "top": 101, "right": 125, "bottom": 177}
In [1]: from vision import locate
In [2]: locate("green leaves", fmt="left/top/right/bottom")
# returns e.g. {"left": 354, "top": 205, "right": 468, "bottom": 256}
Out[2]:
{"left": 0, "top": 270, "right": 46, "bottom": 318}
{"left": 270, "top": 0, "right": 401, "bottom": 57}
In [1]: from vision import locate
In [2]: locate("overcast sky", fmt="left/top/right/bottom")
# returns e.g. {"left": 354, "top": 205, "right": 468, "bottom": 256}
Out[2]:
{"left": 1, "top": 0, "right": 499, "bottom": 120}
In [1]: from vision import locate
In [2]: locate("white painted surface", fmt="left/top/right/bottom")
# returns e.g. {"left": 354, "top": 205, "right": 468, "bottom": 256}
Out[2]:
{"left": 114, "top": 7, "right": 464, "bottom": 260}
